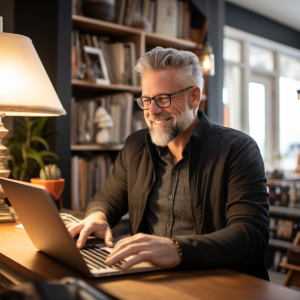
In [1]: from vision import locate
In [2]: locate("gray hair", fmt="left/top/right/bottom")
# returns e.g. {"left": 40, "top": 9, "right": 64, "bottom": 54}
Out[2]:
{"left": 135, "top": 47, "right": 204, "bottom": 91}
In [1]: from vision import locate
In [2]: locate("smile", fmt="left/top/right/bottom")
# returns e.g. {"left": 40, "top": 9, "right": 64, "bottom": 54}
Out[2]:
{"left": 154, "top": 118, "right": 171, "bottom": 124}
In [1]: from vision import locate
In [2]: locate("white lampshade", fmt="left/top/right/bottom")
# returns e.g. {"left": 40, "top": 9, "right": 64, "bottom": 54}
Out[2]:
{"left": 0, "top": 32, "right": 66, "bottom": 116}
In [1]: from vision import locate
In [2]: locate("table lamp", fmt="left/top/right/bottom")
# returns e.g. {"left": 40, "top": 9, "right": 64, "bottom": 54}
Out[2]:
{"left": 0, "top": 17, "right": 66, "bottom": 222}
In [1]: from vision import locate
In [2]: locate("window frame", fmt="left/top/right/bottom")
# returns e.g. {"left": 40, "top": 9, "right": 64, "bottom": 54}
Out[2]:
{"left": 224, "top": 26, "right": 300, "bottom": 171}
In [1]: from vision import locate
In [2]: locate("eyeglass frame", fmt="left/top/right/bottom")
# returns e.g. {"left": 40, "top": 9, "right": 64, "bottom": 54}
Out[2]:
{"left": 134, "top": 86, "right": 194, "bottom": 110}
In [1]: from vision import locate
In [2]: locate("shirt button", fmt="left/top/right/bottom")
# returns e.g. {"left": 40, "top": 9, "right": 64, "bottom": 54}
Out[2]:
{"left": 168, "top": 194, "right": 172, "bottom": 200}
{"left": 166, "top": 223, "right": 170, "bottom": 228}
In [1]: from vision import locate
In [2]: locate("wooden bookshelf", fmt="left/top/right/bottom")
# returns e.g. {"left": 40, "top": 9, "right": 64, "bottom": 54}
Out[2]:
{"left": 72, "top": 15, "right": 197, "bottom": 51}
{"left": 71, "top": 10, "right": 204, "bottom": 212}
{"left": 72, "top": 79, "right": 142, "bottom": 94}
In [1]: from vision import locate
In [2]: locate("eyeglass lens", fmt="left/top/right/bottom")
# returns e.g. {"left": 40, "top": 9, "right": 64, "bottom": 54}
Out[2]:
{"left": 138, "top": 95, "right": 170, "bottom": 109}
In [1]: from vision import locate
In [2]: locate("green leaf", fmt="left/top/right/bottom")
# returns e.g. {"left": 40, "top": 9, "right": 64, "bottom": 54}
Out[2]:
{"left": 26, "top": 148, "right": 45, "bottom": 169}
{"left": 21, "top": 144, "right": 27, "bottom": 163}
{"left": 15, "top": 126, "right": 27, "bottom": 139}
{"left": 30, "top": 136, "right": 50, "bottom": 150}
{"left": 42, "top": 129, "right": 60, "bottom": 137}
{"left": 39, "top": 150, "right": 59, "bottom": 160}
{"left": 13, "top": 117, "right": 27, "bottom": 127}
{"left": 19, "top": 167, "right": 27, "bottom": 181}
{"left": 12, "top": 165, "right": 20, "bottom": 180}
{"left": 32, "top": 117, "right": 49, "bottom": 137}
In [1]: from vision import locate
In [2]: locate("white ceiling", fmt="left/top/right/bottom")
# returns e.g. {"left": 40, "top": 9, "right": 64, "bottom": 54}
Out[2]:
{"left": 226, "top": 0, "right": 300, "bottom": 32}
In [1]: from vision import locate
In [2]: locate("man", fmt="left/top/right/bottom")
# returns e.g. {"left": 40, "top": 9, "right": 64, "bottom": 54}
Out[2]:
{"left": 66, "top": 47, "right": 269, "bottom": 280}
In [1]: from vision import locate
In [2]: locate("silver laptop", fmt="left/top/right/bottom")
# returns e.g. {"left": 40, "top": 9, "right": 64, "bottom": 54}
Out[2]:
{"left": 0, "top": 177, "right": 161, "bottom": 278}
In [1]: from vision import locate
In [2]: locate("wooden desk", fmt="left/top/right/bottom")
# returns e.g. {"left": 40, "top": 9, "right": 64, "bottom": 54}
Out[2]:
{"left": 1, "top": 223, "right": 299, "bottom": 300}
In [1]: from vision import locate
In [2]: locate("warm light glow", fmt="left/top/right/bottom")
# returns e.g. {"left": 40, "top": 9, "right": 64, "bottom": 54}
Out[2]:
{"left": 203, "top": 56, "right": 211, "bottom": 70}
{"left": 0, "top": 33, "right": 66, "bottom": 116}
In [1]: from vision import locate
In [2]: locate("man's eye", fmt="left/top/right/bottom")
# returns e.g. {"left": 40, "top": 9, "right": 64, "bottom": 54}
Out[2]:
{"left": 143, "top": 99, "right": 150, "bottom": 103}
{"left": 158, "top": 96, "right": 169, "bottom": 102}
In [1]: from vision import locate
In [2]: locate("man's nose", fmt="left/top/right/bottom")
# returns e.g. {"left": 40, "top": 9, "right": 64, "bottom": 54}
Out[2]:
{"left": 149, "top": 99, "right": 163, "bottom": 115}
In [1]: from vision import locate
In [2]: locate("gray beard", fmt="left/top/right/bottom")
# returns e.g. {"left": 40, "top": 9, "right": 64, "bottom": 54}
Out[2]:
{"left": 145, "top": 105, "right": 194, "bottom": 147}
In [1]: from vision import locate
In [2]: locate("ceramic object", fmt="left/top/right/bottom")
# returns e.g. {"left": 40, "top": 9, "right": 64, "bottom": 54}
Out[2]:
{"left": 82, "top": 0, "right": 115, "bottom": 22}
{"left": 30, "top": 178, "right": 65, "bottom": 208}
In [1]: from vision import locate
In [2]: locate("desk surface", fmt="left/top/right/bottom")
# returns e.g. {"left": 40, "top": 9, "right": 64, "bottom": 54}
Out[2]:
{"left": 0, "top": 223, "right": 299, "bottom": 300}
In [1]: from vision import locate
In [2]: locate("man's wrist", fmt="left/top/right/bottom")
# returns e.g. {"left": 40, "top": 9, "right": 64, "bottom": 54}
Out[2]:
{"left": 171, "top": 238, "right": 183, "bottom": 261}
{"left": 85, "top": 210, "right": 107, "bottom": 222}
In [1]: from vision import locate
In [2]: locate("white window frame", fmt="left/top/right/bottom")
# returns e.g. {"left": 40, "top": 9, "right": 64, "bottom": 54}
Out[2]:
{"left": 224, "top": 26, "right": 300, "bottom": 170}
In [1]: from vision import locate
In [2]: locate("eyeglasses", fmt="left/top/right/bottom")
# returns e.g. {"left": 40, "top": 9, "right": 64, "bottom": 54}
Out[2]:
{"left": 135, "top": 86, "right": 194, "bottom": 110}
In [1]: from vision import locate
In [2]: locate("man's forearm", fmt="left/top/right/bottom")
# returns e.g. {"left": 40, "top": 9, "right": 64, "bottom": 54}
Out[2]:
{"left": 173, "top": 220, "right": 269, "bottom": 271}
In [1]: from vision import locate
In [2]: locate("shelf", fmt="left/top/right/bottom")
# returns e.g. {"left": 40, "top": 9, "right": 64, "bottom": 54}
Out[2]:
{"left": 71, "top": 144, "right": 124, "bottom": 151}
{"left": 72, "top": 80, "right": 142, "bottom": 94}
{"left": 269, "top": 205, "right": 300, "bottom": 217}
{"left": 145, "top": 31, "right": 197, "bottom": 50}
{"left": 269, "top": 238, "right": 293, "bottom": 249}
{"left": 72, "top": 15, "right": 197, "bottom": 50}
{"left": 73, "top": 15, "right": 142, "bottom": 36}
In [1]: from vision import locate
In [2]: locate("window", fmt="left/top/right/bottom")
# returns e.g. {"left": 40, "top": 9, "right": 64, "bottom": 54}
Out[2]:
{"left": 249, "top": 45, "right": 275, "bottom": 71}
{"left": 223, "top": 26, "right": 300, "bottom": 172}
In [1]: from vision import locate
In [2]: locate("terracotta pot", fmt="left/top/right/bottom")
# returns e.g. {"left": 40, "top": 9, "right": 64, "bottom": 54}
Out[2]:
{"left": 30, "top": 178, "right": 65, "bottom": 208}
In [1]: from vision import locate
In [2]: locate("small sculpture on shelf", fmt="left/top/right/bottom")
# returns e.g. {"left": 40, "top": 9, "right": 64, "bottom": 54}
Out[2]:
{"left": 94, "top": 107, "right": 113, "bottom": 144}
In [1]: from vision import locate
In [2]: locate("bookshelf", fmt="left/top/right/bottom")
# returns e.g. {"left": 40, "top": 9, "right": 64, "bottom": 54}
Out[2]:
{"left": 72, "top": 79, "right": 142, "bottom": 93}
{"left": 265, "top": 178, "right": 300, "bottom": 275}
{"left": 70, "top": 4, "right": 206, "bottom": 212}
{"left": 72, "top": 15, "right": 198, "bottom": 51}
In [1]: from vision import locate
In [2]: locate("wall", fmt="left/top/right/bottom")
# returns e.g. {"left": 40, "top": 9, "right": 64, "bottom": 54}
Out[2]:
{"left": 225, "top": 2, "right": 300, "bottom": 50}
{"left": 14, "top": 0, "right": 72, "bottom": 207}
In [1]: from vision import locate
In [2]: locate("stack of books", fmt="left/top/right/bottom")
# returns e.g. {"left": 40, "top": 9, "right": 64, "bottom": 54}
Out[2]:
{"left": 71, "top": 154, "right": 113, "bottom": 211}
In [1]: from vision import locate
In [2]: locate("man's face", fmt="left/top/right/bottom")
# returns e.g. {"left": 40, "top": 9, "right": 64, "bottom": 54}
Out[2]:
{"left": 142, "top": 69, "right": 194, "bottom": 147}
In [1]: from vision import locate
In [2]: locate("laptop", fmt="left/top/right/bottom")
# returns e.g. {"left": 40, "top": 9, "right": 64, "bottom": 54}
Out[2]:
{"left": 0, "top": 177, "right": 162, "bottom": 278}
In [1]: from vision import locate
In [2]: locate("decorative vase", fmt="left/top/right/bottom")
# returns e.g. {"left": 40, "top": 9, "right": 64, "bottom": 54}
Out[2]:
{"left": 30, "top": 178, "right": 65, "bottom": 209}
{"left": 82, "top": 0, "right": 115, "bottom": 22}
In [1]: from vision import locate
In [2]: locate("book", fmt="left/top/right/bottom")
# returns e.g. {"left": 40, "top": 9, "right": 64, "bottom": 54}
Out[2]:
{"left": 124, "top": 42, "right": 138, "bottom": 86}
{"left": 71, "top": 155, "right": 80, "bottom": 210}
{"left": 107, "top": 42, "right": 125, "bottom": 84}
{"left": 71, "top": 153, "right": 114, "bottom": 211}
{"left": 155, "top": 0, "right": 178, "bottom": 38}
{"left": 118, "top": 0, "right": 127, "bottom": 24}
{"left": 70, "top": 97, "right": 78, "bottom": 145}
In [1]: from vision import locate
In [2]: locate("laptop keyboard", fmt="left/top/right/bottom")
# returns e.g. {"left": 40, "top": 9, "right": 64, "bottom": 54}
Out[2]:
{"left": 80, "top": 245, "right": 125, "bottom": 270}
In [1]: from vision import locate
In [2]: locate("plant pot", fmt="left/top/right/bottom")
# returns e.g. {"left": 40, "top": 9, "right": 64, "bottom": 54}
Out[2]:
{"left": 30, "top": 178, "right": 65, "bottom": 209}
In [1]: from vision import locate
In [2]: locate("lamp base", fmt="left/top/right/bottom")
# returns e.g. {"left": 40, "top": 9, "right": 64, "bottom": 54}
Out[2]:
{"left": 0, "top": 115, "right": 16, "bottom": 223}
{"left": 0, "top": 201, "right": 15, "bottom": 223}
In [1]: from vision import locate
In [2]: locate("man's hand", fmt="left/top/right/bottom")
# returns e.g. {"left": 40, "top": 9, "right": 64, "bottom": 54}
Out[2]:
{"left": 105, "top": 233, "right": 181, "bottom": 270}
{"left": 65, "top": 212, "right": 114, "bottom": 249}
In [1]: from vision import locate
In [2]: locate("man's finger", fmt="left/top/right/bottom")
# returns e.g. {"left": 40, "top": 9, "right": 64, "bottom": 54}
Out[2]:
{"left": 106, "top": 243, "right": 150, "bottom": 265}
{"left": 104, "top": 227, "right": 114, "bottom": 248}
{"left": 77, "top": 223, "right": 107, "bottom": 249}
{"left": 120, "top": 252, "right": 151, "bottom": 270}
{"left": 108, "top": 235, "right": 148, "bottom": 257}
{"left": 76, "top": 226, "right": 95, "bottom": 249}
{"left": 67, "top": 223, "right": 84, "bottom": 238}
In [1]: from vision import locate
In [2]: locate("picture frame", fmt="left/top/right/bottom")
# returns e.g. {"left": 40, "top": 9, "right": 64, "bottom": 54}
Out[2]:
{"left": 83, "top": 46, "right": 110, "bottom": 85}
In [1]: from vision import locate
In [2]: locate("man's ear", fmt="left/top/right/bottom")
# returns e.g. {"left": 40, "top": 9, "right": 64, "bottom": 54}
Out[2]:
{"left": 191, "top": 86, "right": 201, "bottom": 110}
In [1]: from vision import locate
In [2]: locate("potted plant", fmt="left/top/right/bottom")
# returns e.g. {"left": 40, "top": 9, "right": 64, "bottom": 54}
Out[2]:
{"left": 6, "top": 117, "right": 60, "bottom": 182}
{"left": 31, "top": 164, "right": 65, "bottom": 209}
